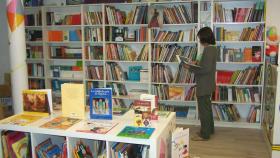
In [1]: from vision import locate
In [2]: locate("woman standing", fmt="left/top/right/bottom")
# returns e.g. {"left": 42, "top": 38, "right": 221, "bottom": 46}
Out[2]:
{"left": 186, "top": 27, "right": 218, "bottom": 141}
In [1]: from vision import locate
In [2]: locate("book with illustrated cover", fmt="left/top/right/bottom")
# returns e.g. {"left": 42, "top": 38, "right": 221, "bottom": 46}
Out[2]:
{"left": 61, "top": 83, "right": 85, "bottom": 119}
{"left": 140, "top": 94, "right": 159, "bottom": 120}
{"left": 133, "top": 100, "right": 151, "bottom": 127}
{"left": 117, "top": 126, "right": 155, "bottom": 139}
{"left": 76, "top": 121, "right": 118, "bottom": 134}
{"left": 44, "top": 145, "right": 62, "bottom": 158}
{"left": 11, "top": 135, "right": 29, "bottom": 158}
{"left": 169, "top": 86, "right": 185, "bottom": 101}
{"left": 40, "top": 116, "right": 81, "bottom": 130}
{"left": 157, "top": 111, "right": 171, "bottom": 118}
{"left": 172, "top": 128, "right": 189, "bottom": 158}
{"left": 89, "top": 88, "right": 113, "bottom": 120}
{"left": 0, "top": 89, "right": 52, "bottom": 126}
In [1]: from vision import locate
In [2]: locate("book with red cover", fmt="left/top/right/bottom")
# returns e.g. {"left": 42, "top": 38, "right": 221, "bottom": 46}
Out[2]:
{"left": 71, "top": 14, "right": 81, "bottom": 25}
{"left": 217, "top": 70, "right": 234, "bottom": 84}
{"left": 252, "top": 46, "right": 262, "bottom": 62}
{"left": 48, "top": 31, "right": 63, "bottom": 41}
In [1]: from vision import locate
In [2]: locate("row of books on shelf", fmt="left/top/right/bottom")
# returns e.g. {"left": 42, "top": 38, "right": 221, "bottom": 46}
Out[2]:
{"left": 215, "top": 24, "right": 264, "bottom": 41}
{"left": 46, "top": 12, "right": 81, "bottom": 25}
{"left": 214, "top": 1, "right": 264, "bottom": 23}
{"left": 151, "top": 85, "right": 195, "bottom": 101}
{"left": 106, "top": 44, "right": 148, "bottom": 61}
{"left": 85, "top": 27, "right": 103, "bottom": 42}
{"left": 87, "top": 65, "right": 104, "bottom": 80}
{"left": 110, "top": 143, "right": 149, "bottom": 158}
{"left": 217, "top": 65, "right": 263, "bottom": 85}
{"left": 152, "top": 64, "right": 194, "bottom": 83}
{"left": 84, "top": 11, "right": 103, "bottom": 25}
{"left": 159, "top": 104, "right": 196, "bottom": 119}
{"left": 26, "top": 30, "right": 42, "bottom": 41}
{"left": 25, "top": 12, "right": 42, "bottom": 26}
{"left": 48, "top": 30, "right": 82, "bottom": 42}
{"left": 85, "top": 46, "right": 103, "bottom": 60}
{"left": 50, "top": 67, "right": 83, "bottom": 79}
{"left": 213, "top": 87, "right": 261, "bottom": 103}
{"left": 49, "top": 46, "right": 82, "bottom": 59}
{"left": 26, "top": 46, "right": 43, "bottom": 59}
{"left": 72, "top": 140, "right": 106, "bottom": 158}
{"left": 152, "top": 45, "right": 197, "bottom": 62}
{"left": 218, "top": 45, "right": 262, "bottom": 62}
{"left": 162, "top": 3, "right": 198, "bottom": 24}
{"left": 105, "top": 26, "right": 148, "bottom": 42}
{"left": 28, "top": 63, "right": 44, "bottom": 77}
{"left": 151, "top": 28, "right": 197, "bottom": 42}
{"left": 28, "top": 79, "right": 45, "bottom": 89}
{"left": 105, "top": 5, "right": 148, "bottom": 25}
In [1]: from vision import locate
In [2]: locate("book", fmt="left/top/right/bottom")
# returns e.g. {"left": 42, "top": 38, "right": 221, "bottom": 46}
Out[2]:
{"left": 89, "top": 88, "right": 113, "bottom": 120}
{"left": 172, "top": 128, "right": 189, "bottom": 158}
{"left": 157, "top": 111, "right": 171, "bottom": 118}
{"left": 0, "top": 89, "right": 52, "bottom": 126}
{"left": 41, "top": 116, "right": 81, "bottom": 130}
{"left": 11, "top": 135, "right": 29, "bottom": 158}
{"left": 140, "top": 94, "right": 159, "bottom": 120}
{"left": 169, "top": 86, "right": 184, "bottom": 101}
{"left": 152, "top": 64, "right": 173, "bottom": 83}
{"left": 61, "top": 83, "right": 85, "bottom": 119}
{"left": 117, "top": 126, "right": 155, "bottom": 139}
{"left": 76, "top": 120, "right": 118, "bottom": 134}
{"left": 110, "top": 143, "right": 149, "bottom": 158}
{"left": 176, "top": 55, "right": 201, "bottom": 68}
{"left": 133, "top": 100, "right": 152, "bottom": 127}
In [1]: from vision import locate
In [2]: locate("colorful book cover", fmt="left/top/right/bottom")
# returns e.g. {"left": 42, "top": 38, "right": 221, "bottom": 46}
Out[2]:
{"left": 140, "top": 94, "right": 158, "bottom": 120}
{"left": 61, "top": 83, "right": 85, "bottom": 119}
{"left": 117, "top": 126, "right": 155, "bottom": 139}
{"left": 35, "top": 138, "right": 52, "bottom": 158}
{"left": 172, "top": 128, "right": 189, "bottom": 158}
{"left": 43, "top": 145, "right": 62, "bottom": 158}
{"left": 22, "top": 89, "right": 52, "bottom": 115}
{"left": 133, "top": 100, "right": 151, "bottom": 127}
{"left": 76, "top": 121, "right": 118, "bottom": 134}
{"left": 40, "top": 116, "right": 81, "bottom": 130}
{"left": 169, "top": 86, "right": 184, "bottom": 101}
{"left": 11, "top": 135, "right": 29, "bottom": 158}
{"left": 89, "top": 88, "right": 113, "bottom": 120}
{"left": 0, "top": 114, "right": 42, "bottom": 126}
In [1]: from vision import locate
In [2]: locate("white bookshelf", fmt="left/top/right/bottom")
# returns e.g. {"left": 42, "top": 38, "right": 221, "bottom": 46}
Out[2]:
{"left": 23, "top": 0, "right": 266, "bottom": 128}
{"left": 0, "top": 111, "right": 176, "bottom": 158}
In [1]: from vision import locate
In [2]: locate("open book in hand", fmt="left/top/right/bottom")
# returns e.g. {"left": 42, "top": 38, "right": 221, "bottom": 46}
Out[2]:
{"left": 176, "top": 55, "right": 201, "bottom": 68}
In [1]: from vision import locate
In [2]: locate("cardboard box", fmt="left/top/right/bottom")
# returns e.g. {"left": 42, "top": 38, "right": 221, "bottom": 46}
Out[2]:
{"left": 0, "top": 85, "right": 11, "bottom": 97}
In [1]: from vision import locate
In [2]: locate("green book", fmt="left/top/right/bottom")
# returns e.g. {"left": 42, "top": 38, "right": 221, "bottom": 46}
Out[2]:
{"left": 117, "top": 126, "right": 155, "bottom": 139}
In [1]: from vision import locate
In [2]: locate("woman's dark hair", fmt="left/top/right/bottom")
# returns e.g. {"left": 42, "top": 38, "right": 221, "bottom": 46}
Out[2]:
{"left": 197, "top": 27, "right": 216, "bottom": 45}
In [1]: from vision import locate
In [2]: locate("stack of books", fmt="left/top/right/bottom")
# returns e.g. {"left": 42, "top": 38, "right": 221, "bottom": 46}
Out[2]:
{"left": 84, "top": 11, "right": 103, "bottom": 25}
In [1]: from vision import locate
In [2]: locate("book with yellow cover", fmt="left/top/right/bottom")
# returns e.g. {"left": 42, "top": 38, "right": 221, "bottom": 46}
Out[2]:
{"left": 11, "top": 135, "right": 29, "bottom": 158}
{"left": 40, "top": 116, "right": 81, "bottom": 130}
{"left": 61, "top": 83, "right": 85, "bottom": 119}
{"left": 169, "top": 86, "right": 184, "bottom": 100}
{"left": 0, "top": 89, "right": 52, "bottom": 126}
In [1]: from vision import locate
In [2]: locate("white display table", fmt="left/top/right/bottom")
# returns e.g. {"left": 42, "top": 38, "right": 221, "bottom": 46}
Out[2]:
{"left": 0, "top": 110, "right": 176, "bottom": 158}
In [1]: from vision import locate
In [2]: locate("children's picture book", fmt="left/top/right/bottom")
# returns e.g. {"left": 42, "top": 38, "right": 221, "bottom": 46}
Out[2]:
{"left": 172, "top": 128, "right": 189, "bottom": 158}
{"left": 117, "top": 126, "right": 155, "bottom": 139}
{"left": 89, "top": 88, "right": 113, "bottom": 120}
{"left": 176, "top": 55, "right": 201, "bottom": 68}
{"left": 140, "top": 94, "right": 158, "bottom": 120}
{"left": 169, "top": 86, "right": 184, "bottom": 100}
{"left": 0, "top": 114, "right": 42, "bottom": 126}
{"left": 11, "top": 135, "right": 29, "bottom": 158}
{"left": 133, "top": 100, "right": 152, "bottom": 127}
{"left": 61, "top": 83, "right": 85, "bottom": 119}
{"left": 72, "top": 141, "right": 93, "bottom": 158}
{"left": 44, "top": 145, "right": 62, "bottom": 158}
{"left": 0, "top": 89, "right": 52, "bottom": 126}
{"left": 40, "top": 116, "right": 81, "bottom": 130}
{"left": 157, "top": 111, "right": 171, "bottom": 118}
{"left": 76, "top": 120, "right": 118, "bottom": 134}
{"left": 35, "top": 138, "right": 53, "bottom": 158}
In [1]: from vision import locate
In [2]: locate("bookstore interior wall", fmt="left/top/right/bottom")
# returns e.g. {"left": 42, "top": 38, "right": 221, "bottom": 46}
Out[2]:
{"left": 23, "top": 0, "right": 266, "bottom": 128}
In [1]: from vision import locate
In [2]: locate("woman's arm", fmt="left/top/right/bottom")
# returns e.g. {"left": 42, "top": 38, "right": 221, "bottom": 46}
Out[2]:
{"left": 189, "top": 47, "right": 216, "bottom": 75}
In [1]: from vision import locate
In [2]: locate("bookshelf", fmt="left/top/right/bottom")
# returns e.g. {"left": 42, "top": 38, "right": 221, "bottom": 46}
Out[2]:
{"left": 23, "top": 0, "right": 266, "bottom": 128}
{"left": 0, "top": 110, "right": 176, "bottom": 158}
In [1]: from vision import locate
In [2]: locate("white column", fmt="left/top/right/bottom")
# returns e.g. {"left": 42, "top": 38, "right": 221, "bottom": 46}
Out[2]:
{"left": 6, "top": 0, "right": 28, "bottom": 114}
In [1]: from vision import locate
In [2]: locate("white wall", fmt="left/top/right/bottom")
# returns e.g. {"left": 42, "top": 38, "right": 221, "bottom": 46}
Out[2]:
{"left": 267, "top": 0, "right": 280, "bottom": 32}
{"left": 0, "top": 0, "right": 10, "bottom": 85}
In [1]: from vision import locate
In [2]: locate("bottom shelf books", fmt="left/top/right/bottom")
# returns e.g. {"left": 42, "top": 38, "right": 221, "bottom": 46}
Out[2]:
{"left": 1, "top": 131, "right": 32, "bottom": 158}
{"left": 110, "top": 143, "right": 150, "bottom": 158}
{"left": 35, "top": 137, "right": 67, "bottom": 158}
{"left": 72, "top": 140, "right": 106, "bottom": 158}
{"left": 212, "top": 104, "right": 240, "bottom": 122}
{"left": 159, "top": 104, "right": 196, "bottom": 120}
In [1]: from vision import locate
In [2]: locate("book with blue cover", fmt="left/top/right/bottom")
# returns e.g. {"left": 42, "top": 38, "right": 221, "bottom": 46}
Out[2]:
{"left": 117, "top": 126, "right": 155, "bottom": 139}
{"left": 89, "top": 88, "right": 113, "bottom": 120}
